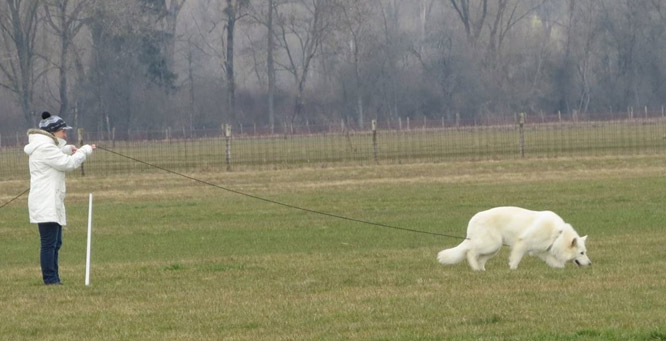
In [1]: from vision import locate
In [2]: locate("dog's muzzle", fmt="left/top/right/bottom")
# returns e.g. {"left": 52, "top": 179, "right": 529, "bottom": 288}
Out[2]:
{"left": 574, "top": 259, "right": 591, "bottom": 267}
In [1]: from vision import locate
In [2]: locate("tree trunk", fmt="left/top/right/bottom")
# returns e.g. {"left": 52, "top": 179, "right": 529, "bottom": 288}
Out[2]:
{"left": 267, "top": 0, "right": 275, "bottom": 134}
{"left": 3, "top": 0, "right": 40, "bottom": 127}
{"left": 354, "top": 43, "right": 364, "bottom": 129}
{"left": 59, "top": 31, "right": 69, "bottom": 118}
{"left": 225, "top": 0, "right": 237, "bottom": 124}
{"left": 164, "top": 0, "right": 184, "bottom": 73}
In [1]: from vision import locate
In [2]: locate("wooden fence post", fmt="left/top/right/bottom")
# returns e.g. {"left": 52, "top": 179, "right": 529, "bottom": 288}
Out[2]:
{"left": 371, "top": 119, "right": 378, "bottom": 164}
{"left": 78, "top": 128, "right": 86, "bottom": 176}
{"left": 519, "top": 113, "right": 525, "bottom": 158}
{"left": 224, "top": 124, "right": 232, "bottom": 172}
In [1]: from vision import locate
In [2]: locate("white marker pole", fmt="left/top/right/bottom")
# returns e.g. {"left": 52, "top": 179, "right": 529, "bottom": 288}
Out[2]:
{"left": 85, "top": 193, "right": 93, "bottom": 286}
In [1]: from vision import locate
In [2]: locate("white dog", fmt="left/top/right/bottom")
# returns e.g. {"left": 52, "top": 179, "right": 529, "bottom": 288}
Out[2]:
{"left": 437, "top": 207, "right": 591, "bottom": 271}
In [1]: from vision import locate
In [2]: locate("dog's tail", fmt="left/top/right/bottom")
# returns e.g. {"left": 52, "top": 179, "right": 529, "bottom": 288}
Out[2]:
{"left": 437, "top": 240, "right": 471, "bottom": 265}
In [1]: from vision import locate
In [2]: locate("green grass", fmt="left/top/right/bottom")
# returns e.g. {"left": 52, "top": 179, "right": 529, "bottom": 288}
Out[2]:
{"left": 1, "top": 156, "right": 666, "bottom": 339}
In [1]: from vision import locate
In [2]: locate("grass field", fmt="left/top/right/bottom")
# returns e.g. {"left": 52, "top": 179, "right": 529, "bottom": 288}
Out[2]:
{"left": 1, "top": 155, "right": 666, "bottom": 340}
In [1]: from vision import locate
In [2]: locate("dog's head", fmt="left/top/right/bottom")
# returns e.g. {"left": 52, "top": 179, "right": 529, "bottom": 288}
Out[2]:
{"left": 570, "top": 235, "right": 592, "bottom": 267}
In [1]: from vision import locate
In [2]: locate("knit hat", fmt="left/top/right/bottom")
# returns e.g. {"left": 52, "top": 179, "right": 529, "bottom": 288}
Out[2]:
{"left": 38, "top": 112, "right": 72, "bottom": 133}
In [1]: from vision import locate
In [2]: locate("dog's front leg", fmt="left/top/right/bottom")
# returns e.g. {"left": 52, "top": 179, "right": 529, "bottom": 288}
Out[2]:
{"left": 544, "top": 254, "right": 565, "bottom": 268}
{"left": 508, "top": 240, "right": 527, "bottom": 270}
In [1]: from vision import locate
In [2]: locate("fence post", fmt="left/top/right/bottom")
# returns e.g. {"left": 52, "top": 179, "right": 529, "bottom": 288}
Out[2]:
{"left": 224, "top": 124, "right": 232, "bottom": 172}
{"left": 78, "top": 128, "right": 86, "bottom": 176}
{"left": 519, "top": 113, "right": 525, "bottom": 158}
{"left": 372, "top": 119, "right": 378, "bottom": 164}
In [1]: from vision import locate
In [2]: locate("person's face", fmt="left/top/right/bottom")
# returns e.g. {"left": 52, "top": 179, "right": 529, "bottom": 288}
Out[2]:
{"left": 53, "top": 129, "right": 67, "bottom": 139}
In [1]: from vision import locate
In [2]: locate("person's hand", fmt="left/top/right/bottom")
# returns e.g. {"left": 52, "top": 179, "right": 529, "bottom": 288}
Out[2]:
{"left": 91, "top": 144, "right": 97, "bottom": 150}
{"left": 71, "top": 146, "right": 78, "bottom": 153}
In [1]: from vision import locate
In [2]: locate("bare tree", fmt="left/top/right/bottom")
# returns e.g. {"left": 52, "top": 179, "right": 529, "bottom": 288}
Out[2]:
{"left": 376, "top": 0, "right": 402, "bottom": 120}
{"left": 486, "top": 0, "right": 546, "bottom": 65}
{"left": 161, "top": 0, "right": 185, "bottom": 72}
{"left": 43, "top": 0, "right": 91, "bottom": 119}
{"left": 267, "top": 0, "right": 276, "bottom": 133}
{"left": 0, "top": 0, "right": 41, "bottom": 127}
{"left": 449, "top": 0, "right": 487, "bottom": 45}
{"left": 337, "top": 0, "right": 373, "bottom": 128}
{"left": 245, "top": 0, "right": 278, "bottom": 132}
{"left": 223, "top": 0, "right": 249, "bottom": 124}
{"left": 275, "top": 0, "right": 333, "bottom": 126}
{"left": 419, "top": 0, "right": 436, "bottom": 56}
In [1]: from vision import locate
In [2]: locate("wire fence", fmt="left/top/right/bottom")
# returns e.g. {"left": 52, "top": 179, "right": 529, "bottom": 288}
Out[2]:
{"left": 1, "top": 114, "right": 665, "bottom": 180}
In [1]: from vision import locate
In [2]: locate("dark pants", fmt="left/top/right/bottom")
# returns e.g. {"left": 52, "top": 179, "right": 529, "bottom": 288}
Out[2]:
{"left": 38, "top": 223, "right": 63, "bottom": 284}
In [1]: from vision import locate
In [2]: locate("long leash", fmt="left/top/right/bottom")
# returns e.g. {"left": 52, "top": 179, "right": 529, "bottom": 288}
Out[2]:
{"left": 97, "top": 146, "right": 468, "bottom": 240}
{"left": 0, "top": 188, "right": 29, "bottom": 209}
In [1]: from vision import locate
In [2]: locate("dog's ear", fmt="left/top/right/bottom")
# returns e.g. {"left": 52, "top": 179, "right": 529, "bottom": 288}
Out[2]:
{"left": 581, "top": 235, "right": 588, "bottom": 242}
{"left": 571, "top": 238, "right": 577, "bottom": 248}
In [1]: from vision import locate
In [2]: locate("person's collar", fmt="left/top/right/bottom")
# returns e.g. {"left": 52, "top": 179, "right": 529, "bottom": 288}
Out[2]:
{"left": 27, "top": 129, "right": 58, "bottom": 144}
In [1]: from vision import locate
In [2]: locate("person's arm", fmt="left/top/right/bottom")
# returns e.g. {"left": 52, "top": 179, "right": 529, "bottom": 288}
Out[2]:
{"left": 40, "top": 144, "right": 93, "bottom": 172}
{"left": 61, "top": 144, "right": 75, "bottom": 155}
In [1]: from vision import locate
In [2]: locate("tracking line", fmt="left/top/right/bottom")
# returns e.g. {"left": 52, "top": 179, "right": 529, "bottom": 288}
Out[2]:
{"left": 0, "top": 188, "right": 29, "bottom": 209}
{"left": 98, "top": 146, "right": 468, "bottom": 240}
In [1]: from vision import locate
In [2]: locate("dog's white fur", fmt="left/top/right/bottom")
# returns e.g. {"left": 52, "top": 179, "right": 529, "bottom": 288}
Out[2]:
{"left": 437, "top": 207, "right": 591, "bottom": 271}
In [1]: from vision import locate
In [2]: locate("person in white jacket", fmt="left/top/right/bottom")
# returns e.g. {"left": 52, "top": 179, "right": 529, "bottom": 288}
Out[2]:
{"left": 24, "top": 112, "right": 96, "bottom": 285}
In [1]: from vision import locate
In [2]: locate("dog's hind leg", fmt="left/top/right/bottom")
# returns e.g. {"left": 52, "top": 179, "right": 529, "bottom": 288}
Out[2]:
{"left": 466, "top": 250, "right": 484, "bottom": 271}
{"left": 477, "top": 250, "right": 499, "bottom": 271}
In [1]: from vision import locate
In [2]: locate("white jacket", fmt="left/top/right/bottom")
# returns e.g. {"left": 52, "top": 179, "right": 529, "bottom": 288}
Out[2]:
{"left": 24, "top": 129, "right": 93, "bottom": 225}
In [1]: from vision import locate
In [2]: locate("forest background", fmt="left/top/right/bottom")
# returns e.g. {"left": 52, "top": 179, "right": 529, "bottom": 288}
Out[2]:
{"left": 2, "top": 0, "right": 666, "bottom": 138}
